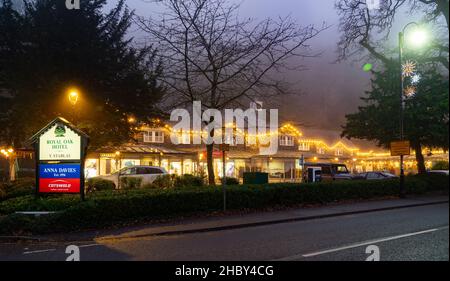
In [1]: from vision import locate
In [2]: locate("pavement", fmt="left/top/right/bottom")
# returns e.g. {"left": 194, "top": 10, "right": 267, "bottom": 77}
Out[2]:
{"left": 0, "top": 194, "right": 448, "bottom": 261}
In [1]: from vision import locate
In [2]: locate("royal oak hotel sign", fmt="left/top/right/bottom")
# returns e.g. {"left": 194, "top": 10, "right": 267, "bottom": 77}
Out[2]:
{"left": 29, "top": 117, "right": 89, "bottom": 199}
{"left": 39, "top": 123, "right": 81, "bottom": 160}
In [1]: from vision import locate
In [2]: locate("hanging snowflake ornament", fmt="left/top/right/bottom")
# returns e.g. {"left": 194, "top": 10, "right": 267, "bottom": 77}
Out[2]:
{"left": 402, "top": 60, "right": 416, "bottom": 77}
{"left": 404, "top": 85, "right": 416, "bottom": 98}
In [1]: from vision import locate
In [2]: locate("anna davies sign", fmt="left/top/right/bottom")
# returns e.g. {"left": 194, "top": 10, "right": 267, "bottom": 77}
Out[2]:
{"left": 39, "top": 123, "right": 81, "bottom": 161}
{"left": 39, "top": 163, "right": 81, "bottom": 193}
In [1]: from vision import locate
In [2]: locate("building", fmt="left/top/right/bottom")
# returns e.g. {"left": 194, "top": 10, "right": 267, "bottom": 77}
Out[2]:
{"left": 83, "top": 120, "right": 449, "bottom": 182}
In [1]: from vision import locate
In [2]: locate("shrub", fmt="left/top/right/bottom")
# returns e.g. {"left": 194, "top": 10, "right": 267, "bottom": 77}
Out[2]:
{"left": 432, "top": 161, "right": 449, "bottom": 171}
{"left": 221, "top": 177, "right": 239, "bottom": 185}
{"left": 86, "top": 178, "right": 115, "bottom": 193}
{"left": 0, "top": 174, "right": 447, "bottom": 235}
{"left": 174, "top": 174, "right": 204, "bottom": 187}
{"left": 120, "top": 177, "right": 143, "bottom": 190}
{"left": 0, "top": 178, "right": 35, "bottom": 201}
{"left": 151, "top": 174, "right": 175, "bottom": 189}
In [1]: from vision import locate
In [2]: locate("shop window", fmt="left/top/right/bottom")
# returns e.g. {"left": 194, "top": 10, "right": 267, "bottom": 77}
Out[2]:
{"left": 335, "top": 148, "right": 344, "bottom": 156}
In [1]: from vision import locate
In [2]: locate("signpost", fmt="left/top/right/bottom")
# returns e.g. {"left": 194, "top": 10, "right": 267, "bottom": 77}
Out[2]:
{"left": 29, "top": 117, "right": 89, "bottom": 200}
{"left": 390, "top": 140, "right": 411, "bottom": 156}
{"left": 219, "top": 144, "right": 230, "bottom": 211}
{"left": 390, "top": 140, "right": 410, "bottom": 198}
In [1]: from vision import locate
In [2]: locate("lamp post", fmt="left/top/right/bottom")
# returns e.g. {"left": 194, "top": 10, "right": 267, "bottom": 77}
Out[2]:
{"left": 398, "top": 22, "right": 427, "bottom": 198}
{"left": 67, "top": 88, "right": 80, "bottom": 125}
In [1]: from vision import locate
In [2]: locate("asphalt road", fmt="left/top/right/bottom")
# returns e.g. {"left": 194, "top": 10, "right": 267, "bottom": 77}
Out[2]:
{"left": 0, "top": 203, "right": 448, "bottom": 261}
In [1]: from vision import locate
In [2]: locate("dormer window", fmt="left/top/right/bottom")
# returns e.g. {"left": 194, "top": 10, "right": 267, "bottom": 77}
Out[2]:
{"left": 143, "top": 130, "right": 164, "bottom": 143}
{"left": 298, "top": 142, "right": 310, "bottom": 151}
{"left": 280, "top": 135, "right": 294, "bottom": 146}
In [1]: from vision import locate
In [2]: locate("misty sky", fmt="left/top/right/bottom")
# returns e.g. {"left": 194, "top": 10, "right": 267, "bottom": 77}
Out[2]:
{"left": 109, "top": 0, "right": 376, "bottom": 130}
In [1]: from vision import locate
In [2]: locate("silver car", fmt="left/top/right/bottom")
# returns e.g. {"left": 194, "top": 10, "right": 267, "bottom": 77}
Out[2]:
{"left": 93, "top": 165, "right": 168, "bottom": 188}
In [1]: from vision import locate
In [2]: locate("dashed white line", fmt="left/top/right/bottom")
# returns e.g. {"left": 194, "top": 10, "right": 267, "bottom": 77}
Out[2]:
{"left": 275, "top": 225, "right": 449, "bottom": 260}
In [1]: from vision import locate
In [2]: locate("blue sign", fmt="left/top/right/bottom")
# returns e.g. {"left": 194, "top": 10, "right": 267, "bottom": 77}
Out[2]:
{"left": 39, "top": 163, "right": 81, "bottom": 179}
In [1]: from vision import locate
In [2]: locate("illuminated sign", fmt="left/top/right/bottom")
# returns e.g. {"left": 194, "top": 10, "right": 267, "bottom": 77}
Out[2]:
{"left": 39, "top": 123, "right": 81, "bottom": 160}
{"left": 39, "top": 163, "right": 81, "bottom": 193}
{"left": 30, "top": 117, "right": 89, "bottom": 199}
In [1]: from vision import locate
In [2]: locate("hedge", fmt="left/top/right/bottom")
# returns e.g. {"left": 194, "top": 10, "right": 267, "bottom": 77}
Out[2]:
{"left": 0, "top": 174, "right": 447, "bottom": 235}
{"left": 0, "top": 178, "right": 35, "bottom": 202}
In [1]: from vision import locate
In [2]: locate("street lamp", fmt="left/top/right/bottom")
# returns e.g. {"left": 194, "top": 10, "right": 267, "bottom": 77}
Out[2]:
{"left": 398, "top": 22, "right": 428, "bottom": 198}
{"left": 67, "top": 88, "right": 80, "bottom": 125}
{"left": 68, "top": 88, "right": 79, "bottom": 106}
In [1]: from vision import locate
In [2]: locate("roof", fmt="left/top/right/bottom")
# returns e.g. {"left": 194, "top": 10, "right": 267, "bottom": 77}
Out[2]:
{"left": 299, "top": 128, "right": 358, "bottom": 150}
{"left": 92, "top": 143, "right": 196, "bottom": 155}
{"left": 28, "top": 117, "right": 89, "bottom": 144}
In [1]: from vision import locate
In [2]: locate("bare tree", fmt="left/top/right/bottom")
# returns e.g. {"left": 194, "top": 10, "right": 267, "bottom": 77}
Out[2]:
{"left": 335, "top": 0, "right": 449, "bottom": 69}
{"left": 137, "top": 0, "right": 327, "bottom": 185}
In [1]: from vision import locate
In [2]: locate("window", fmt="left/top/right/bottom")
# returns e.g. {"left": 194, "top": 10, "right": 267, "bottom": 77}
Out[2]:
{"left": 298, "top": 142, "right": 310, "bottom": 151}
{"left": 137, "top": 167, "right": 164, "bottom": 174}
{"left": 143, "top": 130, "right": 164, "bottom": 143}
{"left": 177, "top": 131, "right": 191, "bottom": 144}
{"left": 321, "top": 166, "right": 332, "bottom": 175}
{"left": 279, "top": 135, "right": 294, "bottom": 146}
{"left": 121, "top": 167, "right": 136, "bottom": 175}
{"left": 335, "top": 148, "right": 344, "bottom": 156}
{"left": 317, "top": 147, "right": 326, "bottom": 154}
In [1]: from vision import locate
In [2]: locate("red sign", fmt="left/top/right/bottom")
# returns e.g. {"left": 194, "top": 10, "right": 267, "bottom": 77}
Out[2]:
{"left": 39, "top": 178, "right": 80, "bottom": 193}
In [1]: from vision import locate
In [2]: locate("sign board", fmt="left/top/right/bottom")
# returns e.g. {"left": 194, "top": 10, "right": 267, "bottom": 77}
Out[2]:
{"left": 390, "top": 140, "right": 410, "bottom": 156}
{"left": 29, "top": 117, "right": 89, "bottom": 199}
{"left": 39, "top": 163, "right": 81, "bottom": 193}
{"left": 39, "top": 123, "right": 81, "bottom": 161}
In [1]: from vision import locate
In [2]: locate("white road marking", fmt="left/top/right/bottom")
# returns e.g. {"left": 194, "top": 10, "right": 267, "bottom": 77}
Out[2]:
{"left": 79, "top": 244, "right": 99, "bottom": 248}
{"left": 22, "top": 243, "right": 99, "bottom": 255}
{"left": 23, "top": 248, "right": 56, "bottom": 255}
{"left": 276, "top": 225, "right": 449, "bottom": 260}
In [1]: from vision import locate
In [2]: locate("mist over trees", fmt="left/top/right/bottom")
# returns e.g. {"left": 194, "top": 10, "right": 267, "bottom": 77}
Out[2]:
{"left": 0, "top": 0, "right": 164, "bottom": 148}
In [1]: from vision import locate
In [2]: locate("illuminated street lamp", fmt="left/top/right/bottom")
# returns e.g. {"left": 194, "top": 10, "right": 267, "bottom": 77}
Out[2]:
{"left": 68, "top": 88, "right": 79, "bottom": 106}
{"left": 398, "top": 22, "right": 428, "bottom": 197}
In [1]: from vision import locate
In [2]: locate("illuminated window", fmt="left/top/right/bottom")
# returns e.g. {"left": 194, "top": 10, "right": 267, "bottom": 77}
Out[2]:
{"left": 298, "top": 142, "right": 310, "bottom": 151}
{"left": 335, "top": 148, "right": 344, "bottom": 156}
{"left": 317, "top": 147, "right": 326, "bottom": 154}
{"left": 177, "top": 131, "right": 191, "bottom": 144}
{"left": 279, "top": 135, "right": 294, "bottom": 146}
{"left": 144, "top": 130, "right": 164, "bottom": 143}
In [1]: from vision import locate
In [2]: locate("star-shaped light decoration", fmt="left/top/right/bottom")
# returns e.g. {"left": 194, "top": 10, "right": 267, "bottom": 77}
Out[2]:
{"left": 404, "top": 85, "right": 416, "bottom": 98}
{"left": 411, "top": 74, "right": 421, "bottom": 84}
{"left": 402, "top": 60, "right": 416, "bottom": 77}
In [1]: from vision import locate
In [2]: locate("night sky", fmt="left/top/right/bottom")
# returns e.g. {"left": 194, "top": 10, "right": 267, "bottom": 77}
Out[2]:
{"left": 108, "top": 0, "right": 384, "bottom": 130}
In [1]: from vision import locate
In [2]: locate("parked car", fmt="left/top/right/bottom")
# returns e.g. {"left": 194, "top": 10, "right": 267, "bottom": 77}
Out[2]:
{"left": 357, "top": 171, "right": 398, "bottom": 180}
{"left": 427, "top": 170, "right": 449, "bottom": 176}
{"left": 92, "top": 165, "right": 168, "bottom": 188}
{"left": 303, "top": 163, "right": 354, "bottom": 181}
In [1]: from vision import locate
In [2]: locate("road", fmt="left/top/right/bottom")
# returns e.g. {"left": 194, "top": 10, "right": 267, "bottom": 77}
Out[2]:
{"left": 0, "top": 203, "right": 448, "bottom": 261}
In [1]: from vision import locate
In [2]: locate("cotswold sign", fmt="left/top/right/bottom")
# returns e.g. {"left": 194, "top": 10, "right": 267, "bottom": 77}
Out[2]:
{"left": 29, "top": 117, "right": 89, "bottom": 199}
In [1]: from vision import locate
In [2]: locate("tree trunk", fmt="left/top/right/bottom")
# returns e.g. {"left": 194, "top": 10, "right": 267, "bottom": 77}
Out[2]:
{"left": 412, "top": 142, "right": 426, "bottom": 174}
{"left": 8, "top": 156, "right": 16, "bottom": 182}
{"left": 206, "top": 143, "right": 215, "bottom": 185}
